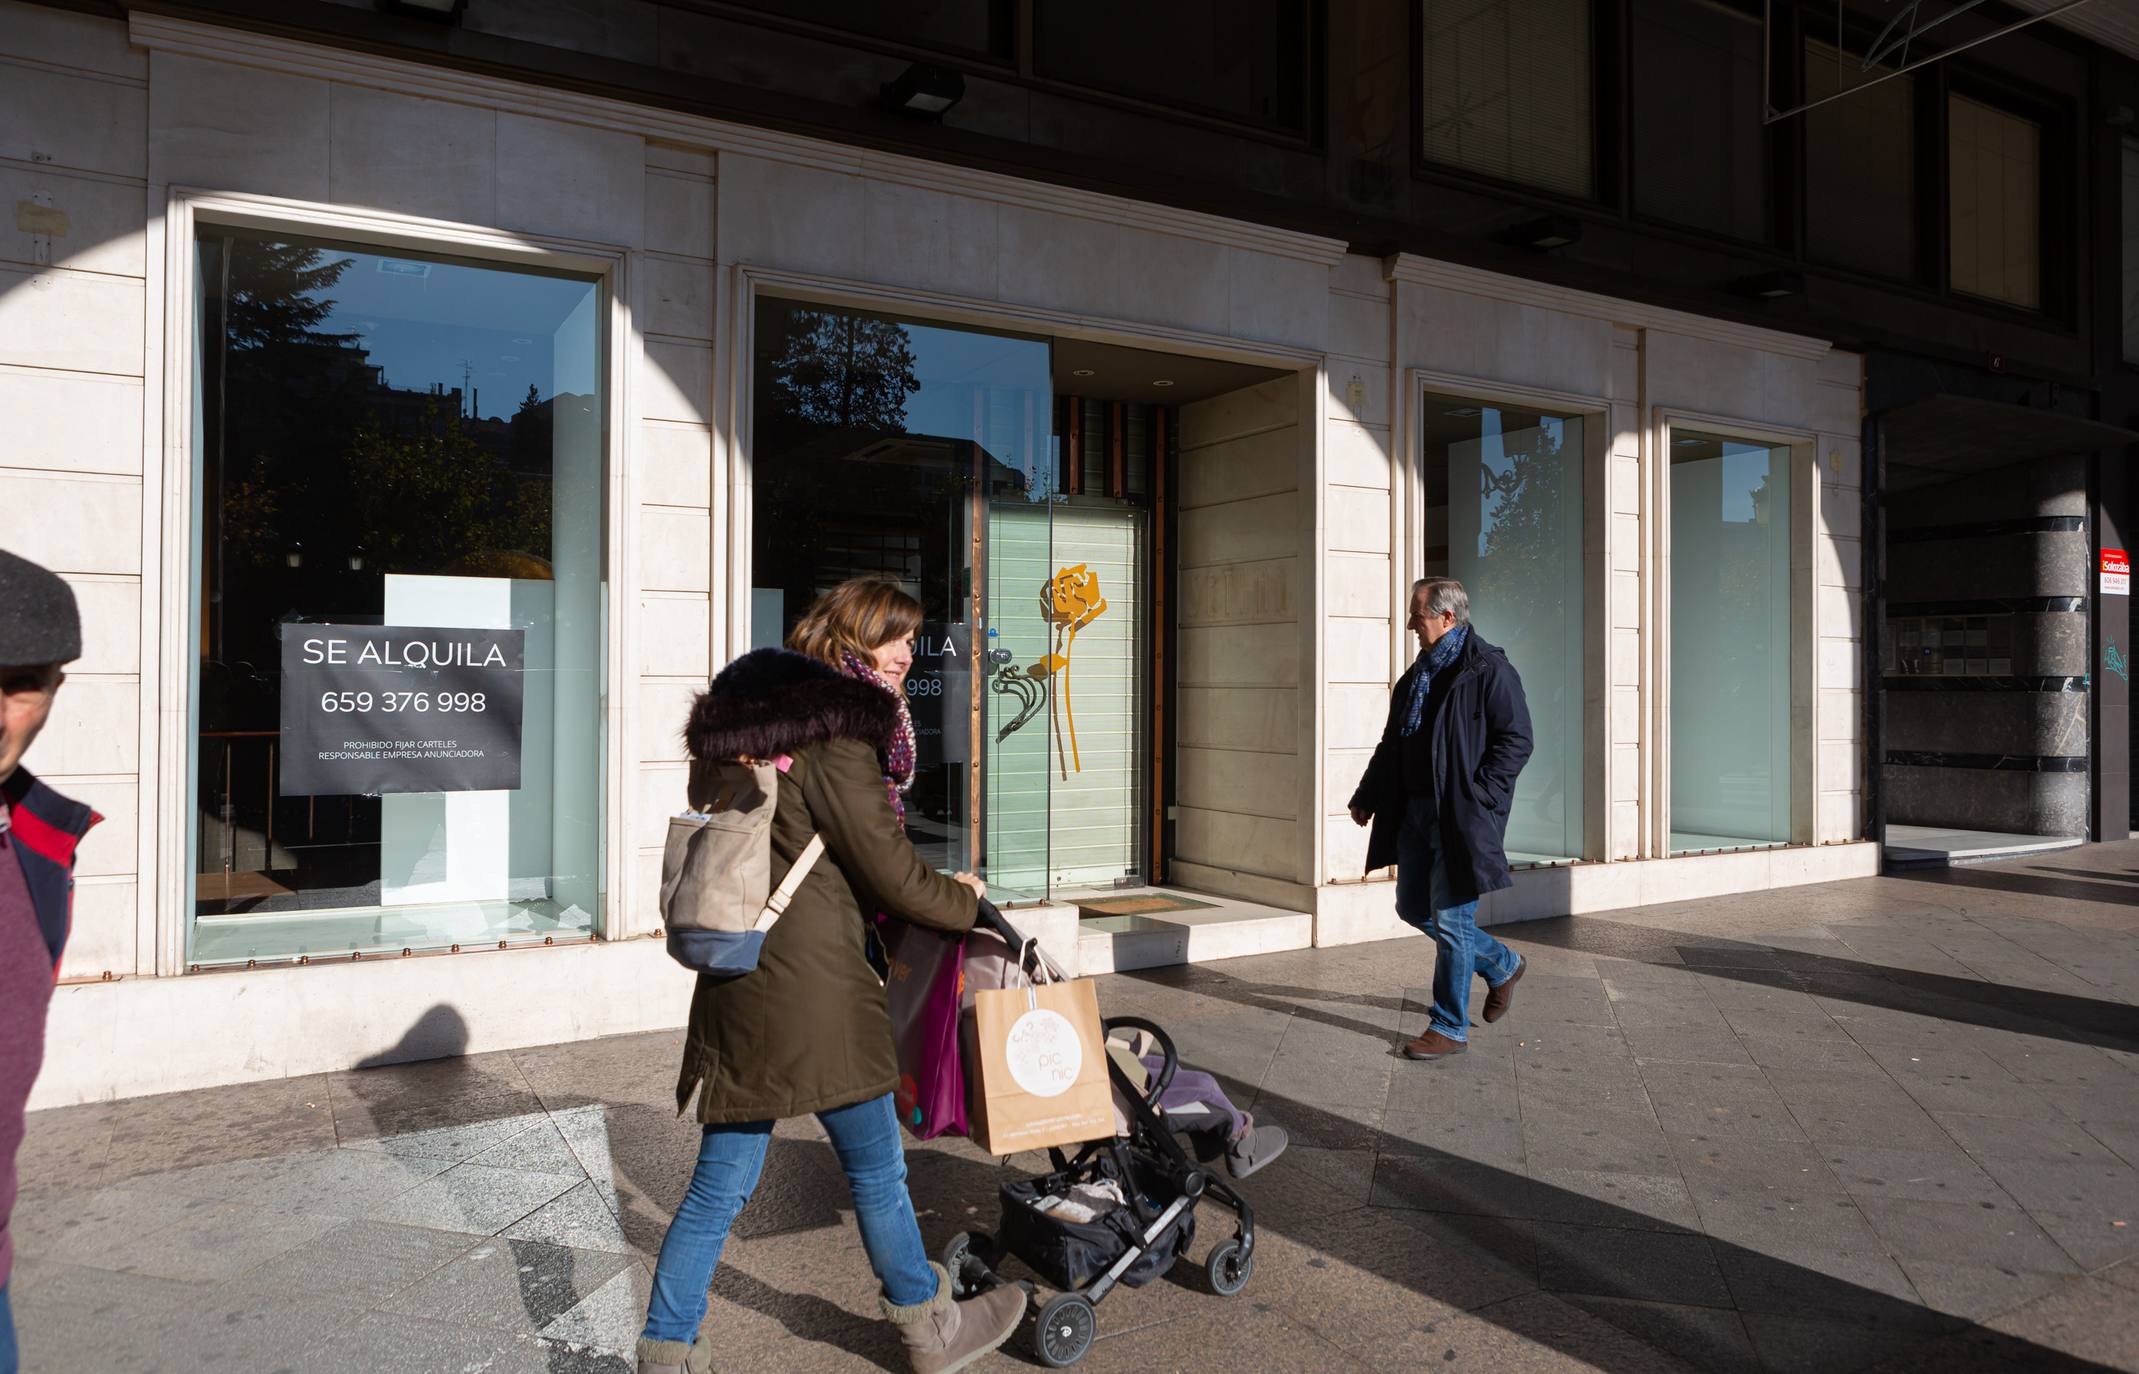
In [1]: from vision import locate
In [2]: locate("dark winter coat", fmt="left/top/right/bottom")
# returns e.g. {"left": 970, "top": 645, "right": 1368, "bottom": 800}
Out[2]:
{"left": 673, "top": 649, "right": 977, "bottom": 1124}
{"left": 1349, "top": 630, "right": 1534, "bottom": 904}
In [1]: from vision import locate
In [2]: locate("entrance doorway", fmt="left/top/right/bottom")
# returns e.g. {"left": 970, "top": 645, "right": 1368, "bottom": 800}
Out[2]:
{"left": 747, "top": 298, "right": 1284, "bottom": 902}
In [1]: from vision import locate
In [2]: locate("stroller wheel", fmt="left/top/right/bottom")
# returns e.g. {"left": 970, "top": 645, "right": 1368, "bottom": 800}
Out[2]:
{"left": 941, "top": 1231, "right": 994, "bottom": 1297}
{"left": 1207, "top": 1239, "right": 1255, "bottom": 1297}
{"left": 1033, "top": 1293, "right": 1097, "bottom": 1367}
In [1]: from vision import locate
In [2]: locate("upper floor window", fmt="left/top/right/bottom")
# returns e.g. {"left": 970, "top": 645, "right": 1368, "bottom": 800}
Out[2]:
{"left": 1419, "top": 0, "right": 1594, "bottom": 198}
{"left": 1804, "top": 38, "right": 1919, "bottom": 281}
{"left": 1947, "top": 94, "right": 2041, "bottom": 310}
{"left": 1036, "top": 0, "right": 1311, "bottom": 135}
{"left": 2125, "top": 140, "right": 2139, "bottom": 362}
{"left": 1632, "top": 0, "right": 1766, "bottom": 241}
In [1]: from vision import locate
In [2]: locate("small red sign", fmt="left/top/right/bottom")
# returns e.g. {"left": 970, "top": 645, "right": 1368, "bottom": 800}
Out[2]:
{"left": 2104, "top": 548, "right": 2130, "bottom": 597}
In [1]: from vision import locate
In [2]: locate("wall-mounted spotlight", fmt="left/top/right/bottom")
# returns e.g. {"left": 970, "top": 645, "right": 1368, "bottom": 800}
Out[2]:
{"left": 1732, "top": 269, "right": 1805, "bottom": 300}
{"left": 285, "top": 542, "right": 305, "bottom": 570}
{"left": 376, "top": 0, "right": 468, "bottom": 22}
{"left": 1492, "top": 215, "right": 1582, "bottom": 252}
{"left": 881, "top": 64, "right": 966, "bottom": 120}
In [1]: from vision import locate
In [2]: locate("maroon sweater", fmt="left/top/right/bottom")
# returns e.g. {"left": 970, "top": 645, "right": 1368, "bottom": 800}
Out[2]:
{"left": 0, "top": 805, "right": 50, "bottom": 1285}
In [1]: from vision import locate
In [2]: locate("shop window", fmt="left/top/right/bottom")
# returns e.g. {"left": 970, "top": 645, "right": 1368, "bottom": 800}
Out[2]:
{"left": 1033, "top": 0, "right": 1311, "bottom": 134}
{"left": 1805, "top": 38, "right": 1918, "bottom": 281}
{"left": 749, "top": 299, "right": 1161, "bottom": 899}
{"left": 1632, "top": 0, "right": 1766, "bottom": 241}
{"left": 1948, "top": 94, "right": 2041, "bottom": 310}
{"left": 1670, "top": 431, "right": 1791, "bottom": 854}
{"left": 1419, "top": 0, "right": 1594, "bottom": 198}
{"left": 191, "top": 230, "right": 606, "bottom": 966}
{"left": 2127, "top": 140, "right": 2139, "bottom": 363}
{"left": 1421, "top": 392, "right": 1585, "bottom": 864}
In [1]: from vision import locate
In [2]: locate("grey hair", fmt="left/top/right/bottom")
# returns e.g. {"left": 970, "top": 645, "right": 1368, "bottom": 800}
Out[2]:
{"left": 1411, "top": 577, "right": 1470, "bottom": 625}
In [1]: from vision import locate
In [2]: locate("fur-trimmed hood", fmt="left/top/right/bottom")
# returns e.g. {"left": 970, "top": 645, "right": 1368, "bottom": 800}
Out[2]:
{"left": 685, "top": 648, "right": 898, "bottom": 763}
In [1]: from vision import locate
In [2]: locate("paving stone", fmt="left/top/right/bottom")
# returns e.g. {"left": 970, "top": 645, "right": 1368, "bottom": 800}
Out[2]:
{"left": 1561, "top": 1294, "right": 1764, "bottom": 1373}
{"left": 504, "top": 1178, "right": 640, "bottom": 1254}
{"left": 1741, "top": 1309, "right": 1963, "bottom": 1374}
{"left": 1859, "top": 1043, "right": 2056, "bottom": 1118}
{"left": 1977, "top": 1274, "right": 2139, "bottom": 1370}
{"left": 1932, "top": 1112, "right": 2128, "bottom": 1165}
{"left": 340, "top": 1111, "right": 554, "bottom": 1163}
{"left": 1739, "top": 1031, "right": 1889, "bottom": 1075}
{"left": 1637, "top": 1060, "right": 1807, "bottom": 1142}
{"left": 1669, "top": 1134, "right": 1852, "bottom": 1207}
{"left": 7, "top": 1182, "right": 214, "bottom": 1268}
{"left": 1535, "top": 1222, "right": 1732, "bottom": 1306}
{"left": 1527, "top": 1168, "right": 1704, "bottom": 1233}
{"left": 218, "top": 1218, "right": 480, "bottom": 1303}
{"left": 367, "top": 1162, "right": 583, "bottom": 1235}
{"left": 1818, "top": 1143, "right": 2013, "bottom": 1208}
{"left": 152, "top": 1281, "right": 375, "bottom": 1369}
{"left": 1765, "top": 1069, "right": 1953, "bottom": 1149}
{"left": 540, "top": 1264, "right": 656, "bottom": 1356}
{"left": 1428, "top": 1290, "right": 1706, "bottom": 1373}
{"left": 1381, "top": 1105, "right": 1526, "bottom": 1164}
{"left": 1853, "top": 1198, "right": 2079, "bottom": 1277}
{"left": 116, "top": 1198, "right": 348, "bottom": 1284}
{"left": 286, "top": 1310, "right": 549, "bottom": 1374}
{"left": 1620, "top": 1021, "right": 1756, "bottom": 1065}
{"left": 138, "top": 1144, "right": 454, "bottom": 1216}
{"left": 467, "top": 1118, "right": 592, "bottom": 1176}
{"left": 1518, "top": 1098, "right": 1679, "bottom": 1178}
{"left": 382, "top": 1235, "right": 635, "bottom": 1334}
{"left": 1892, "top": 1260, "right": 2086, "bottom": 1322}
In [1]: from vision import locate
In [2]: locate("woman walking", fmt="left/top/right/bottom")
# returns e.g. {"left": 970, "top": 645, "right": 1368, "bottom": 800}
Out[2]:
{"left": 637, "top": 578, "right": 1026, "bottom": 1374}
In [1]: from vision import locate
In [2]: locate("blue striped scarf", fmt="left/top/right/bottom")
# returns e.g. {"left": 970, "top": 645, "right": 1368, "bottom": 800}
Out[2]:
{"left": 1399, "top": 623, "right": 1468, "bottom": 738}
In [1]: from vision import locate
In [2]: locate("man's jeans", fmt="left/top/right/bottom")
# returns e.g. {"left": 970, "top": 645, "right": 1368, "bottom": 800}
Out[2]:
{"left": 1394, "top": 796, "right": 1521, "bottom": 1042}
{"left": 643, "top": 1092, "right": 938, "bottom": 1343}
{"left": 0, "top": 1278, "right": 16, "bottom": 1374}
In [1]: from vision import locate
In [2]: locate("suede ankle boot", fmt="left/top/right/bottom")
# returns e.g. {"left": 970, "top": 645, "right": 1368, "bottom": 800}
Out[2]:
{"left": 882, "top": 1261, "right": 1027, "bottom": 1374}
{"left": 636, "top": 1336, "right": 712, "bottom": 1374}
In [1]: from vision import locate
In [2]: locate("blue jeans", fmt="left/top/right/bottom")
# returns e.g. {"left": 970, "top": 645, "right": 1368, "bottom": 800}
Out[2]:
{"left": 1394, "top": 797, "right": 1521, "bottom": 1042}
{"left": 0, "top": 1278, "right": 16, "bottom": 1374}
{"left": 643, "top": 1092, "right": 938, "bottom": 1344}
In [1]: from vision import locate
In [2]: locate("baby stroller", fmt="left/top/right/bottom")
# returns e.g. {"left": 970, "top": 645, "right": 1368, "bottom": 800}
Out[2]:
{"left": 939, "top": 901, "right": 1259, "bottom": 1368}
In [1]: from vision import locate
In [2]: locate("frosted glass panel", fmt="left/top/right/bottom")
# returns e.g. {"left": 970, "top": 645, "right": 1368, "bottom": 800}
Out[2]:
{"left": 1671, "top": 433, "right": 1791, "bottom": 851}
{"left": 1423, "top": 394, "right": 1584, "bottom": 863}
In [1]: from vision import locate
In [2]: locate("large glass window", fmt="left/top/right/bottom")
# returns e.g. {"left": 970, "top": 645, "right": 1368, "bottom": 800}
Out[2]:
{"left": 1633, "top": 0, "right": 1766, "bottom": 241}
{"left": 1420, "top": 0, "right": 1593, "bottom": 198}
{"left": 1671, "top": 431, "right": 1791, "bottom": 853}
{"left": 191, "top": 230, "right": 606, "bottom": 966}
{"left": 749, "top": 299, "right": 1160, "bottom": 900}
{"left": 1035, "top": 0, "right": 1311, "bottom": 134}
{"left": 1949, "top": 94, "right": 2042, "bottom": 310}
{"left": 1422, "top": 393, "right": 1585, "bottom": 863}
{"left": 1805, "top": 38, "right": 1918, "bottom": 280}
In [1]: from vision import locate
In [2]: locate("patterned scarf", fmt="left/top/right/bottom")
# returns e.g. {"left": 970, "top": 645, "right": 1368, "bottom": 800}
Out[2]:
{"left": 839, "top": 650, "right": 917, "bottom": 823}
{"left": 1399, "top": 623, "right": 1469, "bottom": 738}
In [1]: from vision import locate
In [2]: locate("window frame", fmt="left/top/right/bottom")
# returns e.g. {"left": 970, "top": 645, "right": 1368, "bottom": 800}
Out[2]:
{"left": 1940, "top": 64, "right": 2075, "bottom": 324}
{"left": 156, "top": 189, "right": 632, "bottom": 976}
{"left": 1624, "top": 0, "right": 1777, "bottom": 248}
{"left": 1408, "top": 0, "right": 1620, "bottom": 210}
{"left": 1405, "top": 368, "right": 1612, "bottom": 866}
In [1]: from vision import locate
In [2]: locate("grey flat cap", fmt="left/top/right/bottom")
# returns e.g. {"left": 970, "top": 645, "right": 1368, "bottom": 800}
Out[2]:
{"left": 0, "top": 549, "right": 82, "bottom": 668}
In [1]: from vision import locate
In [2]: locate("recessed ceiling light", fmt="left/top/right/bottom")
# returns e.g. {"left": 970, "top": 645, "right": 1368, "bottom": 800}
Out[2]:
{"left": 1071, "top": 368, "right": 1095, "bottom": 377}
{"left": 513, "top": 337, "right": 534, "bottom": 345}
{"left": 1444, "top": 407, "right": 1480, "bottom": 418}
{"left": 1152, "top": 379, "right": 1175, "bottom": 388}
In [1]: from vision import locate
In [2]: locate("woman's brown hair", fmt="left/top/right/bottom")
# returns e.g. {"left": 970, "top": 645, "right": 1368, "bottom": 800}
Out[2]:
{"left": 788, "top": 577, "right": 924, "bottom": 672}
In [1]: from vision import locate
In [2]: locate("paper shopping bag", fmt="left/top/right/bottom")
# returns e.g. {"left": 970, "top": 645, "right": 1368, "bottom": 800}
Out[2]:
{"left": 970, "top": 975, "right": 1113, "bottom": 1156}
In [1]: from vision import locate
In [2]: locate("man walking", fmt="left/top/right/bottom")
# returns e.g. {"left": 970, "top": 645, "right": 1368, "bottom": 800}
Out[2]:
{"left": 0, "top": 550, "right": 96, "bottom": 1374}
{"left": 1350, "top": 578, "right": 1532, "bottom": 1060}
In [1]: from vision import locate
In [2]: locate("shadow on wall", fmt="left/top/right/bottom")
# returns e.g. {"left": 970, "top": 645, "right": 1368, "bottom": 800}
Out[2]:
{"left": 354, "top": 1002, "right": 471, "bottom": 1070}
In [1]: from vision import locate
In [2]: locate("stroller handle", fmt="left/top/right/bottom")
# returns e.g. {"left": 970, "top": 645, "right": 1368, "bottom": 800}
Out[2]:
{"left": 972, "top": 896, "right": 1020, "bottom": 943}
{"left": 1101, "top": 1014, "right": 1178, "bottom": 1108}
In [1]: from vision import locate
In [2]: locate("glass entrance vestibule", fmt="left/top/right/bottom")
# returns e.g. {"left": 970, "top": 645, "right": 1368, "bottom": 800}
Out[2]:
{"left": 749, "top": 298, "right": 1280, "bottom": 902}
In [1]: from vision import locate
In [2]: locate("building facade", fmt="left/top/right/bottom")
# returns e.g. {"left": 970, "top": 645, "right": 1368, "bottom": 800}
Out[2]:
{"left": 8, "top": 0, "right": 2127, "bottom": 1104}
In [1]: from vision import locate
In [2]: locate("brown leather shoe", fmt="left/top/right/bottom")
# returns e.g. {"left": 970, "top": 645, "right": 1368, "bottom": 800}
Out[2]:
{"left": 1482, "top": 957, "right": 1526, "bottom": 1024}
{"left": 1401, "top": 1029, "right": 1468, "bottom": 1060}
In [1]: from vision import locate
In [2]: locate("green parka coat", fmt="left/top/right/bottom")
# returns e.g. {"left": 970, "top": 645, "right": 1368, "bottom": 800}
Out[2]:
{"left": 674, "top": 648, "right": 976, "bottom": 1124}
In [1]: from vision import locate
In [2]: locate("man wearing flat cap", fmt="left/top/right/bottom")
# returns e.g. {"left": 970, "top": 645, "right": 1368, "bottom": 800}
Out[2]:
{"left": 0, "top": 549, "right": 97, "bottom": 1374}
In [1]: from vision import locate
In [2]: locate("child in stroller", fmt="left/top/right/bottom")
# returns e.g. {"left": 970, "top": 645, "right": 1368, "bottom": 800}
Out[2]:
{"left": 941, "top": 904, "right": 1283, "bottom": 1367}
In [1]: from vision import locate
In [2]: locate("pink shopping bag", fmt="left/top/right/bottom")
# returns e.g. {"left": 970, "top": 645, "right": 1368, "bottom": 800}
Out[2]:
{"left": 880, "top": 918, "right": 968, "bottom": 1139}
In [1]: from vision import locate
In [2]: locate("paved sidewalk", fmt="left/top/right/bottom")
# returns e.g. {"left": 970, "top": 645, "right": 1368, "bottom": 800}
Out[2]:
{"left": 14, "top": 844, "right": 2139, "bottom": 1372}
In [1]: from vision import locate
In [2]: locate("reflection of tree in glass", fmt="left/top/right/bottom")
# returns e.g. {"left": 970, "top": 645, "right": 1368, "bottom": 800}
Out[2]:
{"left": 1472, "top": 421, "right": 1568, "bottom": 834}
{"left": 767, "top": 309, "right": 920, "bottom": 433}
{"left": 344, "top": 403, "right": 552, "bottom": 575}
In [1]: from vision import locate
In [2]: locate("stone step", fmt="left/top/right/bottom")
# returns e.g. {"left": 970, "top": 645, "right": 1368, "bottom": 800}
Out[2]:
{"left": 1076, "top": 896, "right": 1313, "bottom": 975}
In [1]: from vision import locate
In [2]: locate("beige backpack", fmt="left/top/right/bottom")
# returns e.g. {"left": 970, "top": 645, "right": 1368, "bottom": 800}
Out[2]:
{"left": 659, "top": 756, "right": 825, "bottom": 976}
